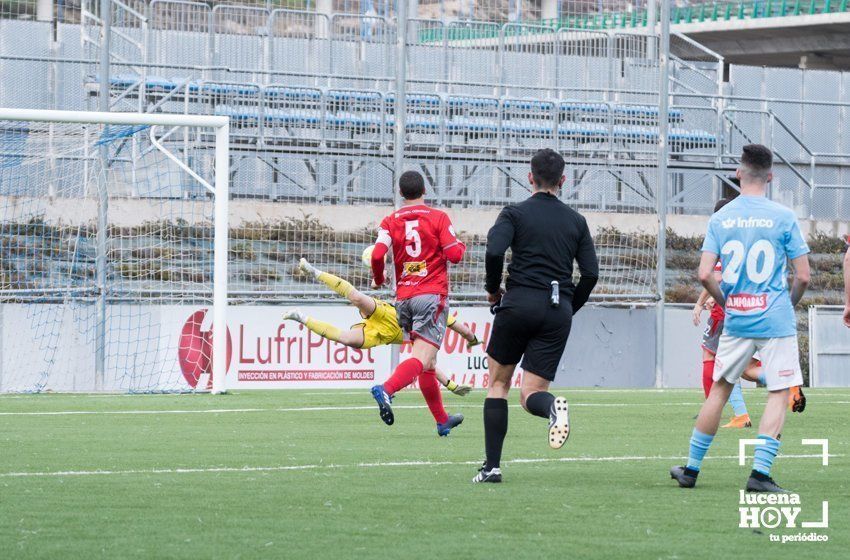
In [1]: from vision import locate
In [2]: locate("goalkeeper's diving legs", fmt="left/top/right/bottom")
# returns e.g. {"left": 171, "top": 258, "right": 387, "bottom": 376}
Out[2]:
{"left": 282, "top": 309, "right": 365, "bottom": 347}
{"left": 298, "top": 258, "right": 377, "bottom": 318}
{"left": 281, "top": 311, "right": 471, "bottom": 397}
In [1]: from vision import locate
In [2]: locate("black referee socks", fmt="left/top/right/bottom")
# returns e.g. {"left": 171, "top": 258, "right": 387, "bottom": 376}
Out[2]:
{"left": 483, "top": 398, "right": 509, "bottom": 470}
{"left": 525, "top": 391, "right": 556, "bottom": 419}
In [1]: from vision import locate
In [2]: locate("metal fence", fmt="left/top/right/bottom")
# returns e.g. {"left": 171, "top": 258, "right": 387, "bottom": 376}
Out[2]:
{"left": 0, "top": 5, "right": 677, "bottom": 307}
{"left": 3, "top": 2, "right": 847, "bottom": 389}
{"left": 5, "top": 7, "right": 850, "bottom": 220}
{"left": 808, "top": 306, "right": 850, "bottom": 387}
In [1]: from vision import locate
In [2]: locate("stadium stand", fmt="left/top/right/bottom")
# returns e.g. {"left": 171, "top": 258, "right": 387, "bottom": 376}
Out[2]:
{"left": 2, "top": 2, "right": 850, "bottom": 304}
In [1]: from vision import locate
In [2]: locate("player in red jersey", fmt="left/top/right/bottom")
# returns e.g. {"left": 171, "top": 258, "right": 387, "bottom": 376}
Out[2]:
{"left": 369, "top": 171, "right": 467, "bottom": 436}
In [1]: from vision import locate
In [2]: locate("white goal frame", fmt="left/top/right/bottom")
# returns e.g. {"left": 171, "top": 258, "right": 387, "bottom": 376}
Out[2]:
{"left": 0, "top": 108, "right": 230, "bottom": 394}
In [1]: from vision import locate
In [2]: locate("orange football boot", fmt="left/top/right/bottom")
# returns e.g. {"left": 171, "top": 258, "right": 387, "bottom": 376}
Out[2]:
{"left": 789, "top": 386, "right": 806, "bottom": 413}
{"left": 722, "top": 414, "right": 752, "bottom": 428}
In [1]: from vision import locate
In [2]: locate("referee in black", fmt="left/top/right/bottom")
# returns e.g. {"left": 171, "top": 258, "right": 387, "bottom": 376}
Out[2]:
{"left": 473, "top": 148, "right": 599, "bottom": 483}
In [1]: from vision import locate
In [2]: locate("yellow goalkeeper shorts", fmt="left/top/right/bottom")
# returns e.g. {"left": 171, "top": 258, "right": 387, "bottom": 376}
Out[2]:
{"left": 354, "top": 299, "right": 404, "bottom": 349}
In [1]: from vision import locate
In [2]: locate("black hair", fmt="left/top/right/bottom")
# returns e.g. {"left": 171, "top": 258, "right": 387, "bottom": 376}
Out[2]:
{"left": 721, "top": 176, "right": 741, "bottom": 200}
{"left": 530, "top": 148, "right": 565, "bottom": 189}
{"left": 398, "top": 170, "right": 425, "bottom": 200}
{"left": 714, "top": 198, "right": 732, "bottom": 213}
{"left": 740, "top": 144, "right": 773, "bottom": 180}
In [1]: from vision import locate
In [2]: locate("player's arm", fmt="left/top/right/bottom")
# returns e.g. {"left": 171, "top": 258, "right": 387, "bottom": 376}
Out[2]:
{"left": 784, "top": 217, "right": 811, "bottom": 308}
{"left": 844, "top": 244, "right": 850, "bottom": 327}
{"left": 485, "top": 207, "right": 514, "bottom": 303}
{"left": 693, "top": 267, "right": 720, "bottom": 323}
{"left": 692, "top": 288, "right": 710, "bottom": 326}
{"left": 698, "top": 251, "right": 724, "bottom": 306}
{"left": 370, "top": 221, "right": 391, "bottom": 288}
{"left": 698, "top": 218, "right": 724, "bottom": 305}
{"left": 435, "top": 367, "right": 471, "bottom": 396}
{"left": 447, "top": 315, "right": 481, "bottom": 347}
{"left": 439, "top": 213, "right": 466, "bottom": 263}
{"left": 788, "top": 254, "right": 810, "bottom": 307}
{"left": 571, "top": 217, "right": 599, "bottom": 314}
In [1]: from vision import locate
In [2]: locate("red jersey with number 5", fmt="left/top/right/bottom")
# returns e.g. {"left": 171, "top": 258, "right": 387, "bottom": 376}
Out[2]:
{"left": 373, "top": 204, "right": 465, "bottom": 300}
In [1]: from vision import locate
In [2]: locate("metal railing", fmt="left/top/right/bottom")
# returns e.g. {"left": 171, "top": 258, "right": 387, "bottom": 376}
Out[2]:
{"left": 721, "top": 107, "right": 815, "bottom": 187}
{"left": 4, "top": 4, "right": 850, "bottom": 220}
{"left": 75, "top": 8, "right": 717, "bottom": 101}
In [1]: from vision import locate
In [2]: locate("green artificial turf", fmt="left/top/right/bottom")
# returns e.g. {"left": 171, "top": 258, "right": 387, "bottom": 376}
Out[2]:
{"left": 0, "top": 389, "right": 847, "bottom": 559}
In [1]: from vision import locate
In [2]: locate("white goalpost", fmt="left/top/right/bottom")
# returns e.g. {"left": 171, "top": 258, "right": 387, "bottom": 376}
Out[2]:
{"left": 0, "top": 109, "right": 229, "bottom": 394}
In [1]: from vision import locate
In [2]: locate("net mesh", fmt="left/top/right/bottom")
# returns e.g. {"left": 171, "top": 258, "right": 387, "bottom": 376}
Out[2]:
{"left": 0, "top": 118, "right": 219, "bottom": 392}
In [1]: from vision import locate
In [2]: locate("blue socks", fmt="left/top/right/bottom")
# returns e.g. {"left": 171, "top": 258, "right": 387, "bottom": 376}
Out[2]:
{"left": 752, "top": 434, "right": 781, "bottom": 476}
{"left": 758, "top": 372, "right": 766, "bottom": 386}
{"left": 686, "top": 429, "right": 715, "bottom": 472}
{"left": 728, "top": 383, "right": 748, "bottom": 416}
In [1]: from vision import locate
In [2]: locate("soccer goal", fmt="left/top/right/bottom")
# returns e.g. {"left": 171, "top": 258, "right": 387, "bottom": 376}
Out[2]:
{"left": 0, "top": 108, "right": 229, "bottom": 393}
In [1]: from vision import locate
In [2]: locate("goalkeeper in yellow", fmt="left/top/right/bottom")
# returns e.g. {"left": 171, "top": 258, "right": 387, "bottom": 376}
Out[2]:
{"left": 283, "top": 258, "right": 480, "bottom": 397}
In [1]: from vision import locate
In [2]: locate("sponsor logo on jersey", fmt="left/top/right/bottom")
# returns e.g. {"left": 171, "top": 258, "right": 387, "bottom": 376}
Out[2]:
{"left": 403, "top": 261, "right": 428, "bottom": 277}
{"left": 726, "top": 293, "right": 768, "bottom": 311}
{"left": 721, "top": 217, "right": 775, "bottom": 229}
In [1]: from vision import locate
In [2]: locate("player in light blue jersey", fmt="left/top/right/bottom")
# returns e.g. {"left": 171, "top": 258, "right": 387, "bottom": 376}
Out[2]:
{"left": 671, "top": 144, "right": 811, "bottom": 493}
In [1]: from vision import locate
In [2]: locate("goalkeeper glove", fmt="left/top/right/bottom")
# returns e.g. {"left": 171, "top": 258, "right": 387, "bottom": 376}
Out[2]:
{"left": 445, "top": 379, "right": 472, "bottom": 396}
{"left": 467, "top": 335, "right": 482, "bottom": 348}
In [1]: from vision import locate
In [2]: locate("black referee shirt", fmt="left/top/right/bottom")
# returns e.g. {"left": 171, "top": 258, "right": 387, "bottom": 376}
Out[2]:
{"left": 485, "top": 191, "right": 599, "bottom": 312}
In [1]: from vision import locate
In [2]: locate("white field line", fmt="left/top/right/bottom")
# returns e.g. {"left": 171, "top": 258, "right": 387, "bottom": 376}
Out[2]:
{"left": 299, "top": 389, "right": 727, "bottom": 396}
{"left": 307, "top": 390, "right": 850, "bottom": 396}
{"left": 3, "top": 389, "right": 850, "bottom": 400}
{"left": 0, "top": 393, "right": 189, "bottom": 399}
{"left": 0, "top": 453, "right": 840, "bottom": 479}
{"left": 3, "top": 401, "right": 850, "bottom": 417}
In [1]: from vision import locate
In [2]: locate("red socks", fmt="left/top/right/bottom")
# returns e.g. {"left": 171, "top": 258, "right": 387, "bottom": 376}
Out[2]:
{"left": 384, "top": 357, "right": 423, "bottom": 395}
{"left": 383, "top": 360, "right": 449, "bottom": 424}
{"left": 702, "top": 360, "right": 715, "bottom": 398}
{"left": 419, "top": 370, "right": 449, "bottom": 424}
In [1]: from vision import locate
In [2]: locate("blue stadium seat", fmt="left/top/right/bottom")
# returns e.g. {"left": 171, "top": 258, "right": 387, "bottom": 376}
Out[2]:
{"left": 445, "top": 118, "right": 499, "bottom": 133}
{"left": 385, "top": 93, "right": 442, "bottom": 107}
{"left": 502, "top": 99, "right": 555, "bottom": 112}
{"left": 614, "top": 125, "right": 657, "bottom": 141}
{"left": 670, "top": 127, "right": 717, "bottom": 148}
{"left": 615, "top": 105, "right": 685, "bottom": 122}
{"left": 200, "top": 82, "right": 262, "bottom": 96}
{"left": 263, "top": 87, "right": 322, "bottom": 101}
{"left": 447, "top": 96, "right": 500, "bottom": 109}
{"left": 558, "top": 122, "right": 609, "bottom": 139}
{"left": 88, "top": 74, "right": 182, "bottom": 93}
{"left": 385, "top": 118, "right": 441, "bottom": 131}
{"left": 326, "top": 90, "right": 383, "bottom": 103}
{"left": 325, "top": 112, "right": 383, "bottom": 129}
{"left": 501, "top": 120, "right": 555, "bottom": 136}
{"left": 213, "top": 105, "right": 260, "bottom": 123}
{"left": 263, "top": 111, "right": 321, "bottom": 126}
{"left": 559, "top": 100, "right": 609, "bottom": 115}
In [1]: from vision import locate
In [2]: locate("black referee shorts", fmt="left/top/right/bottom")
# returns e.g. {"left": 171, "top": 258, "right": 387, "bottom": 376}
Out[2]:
{"left": 486, "top": 287, "right": 572, "bottom": 382}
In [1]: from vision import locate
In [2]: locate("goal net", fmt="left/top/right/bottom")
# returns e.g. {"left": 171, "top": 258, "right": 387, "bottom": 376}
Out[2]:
{"left": 0, "top": 109, "right": 229, "bottom": 393}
